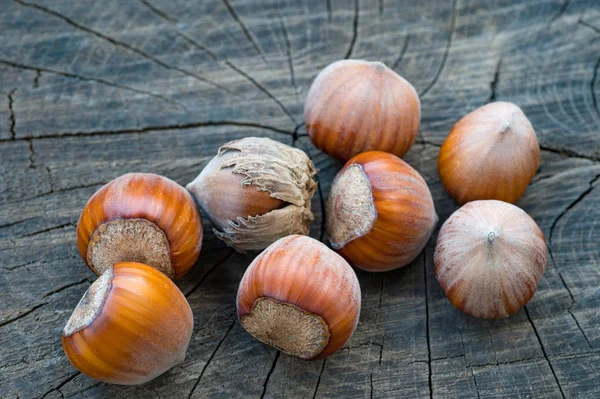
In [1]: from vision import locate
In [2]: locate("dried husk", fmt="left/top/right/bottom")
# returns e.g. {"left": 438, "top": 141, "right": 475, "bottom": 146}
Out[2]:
{"left": 187, "top": 137, "right": 317, "bottom": 252}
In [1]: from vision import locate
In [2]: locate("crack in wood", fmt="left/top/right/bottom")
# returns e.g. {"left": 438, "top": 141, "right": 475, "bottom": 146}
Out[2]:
{"left": 292, "top": 122, "right": 304, "bottom": 144}
{"left": 40, "top": 371, "right": 81, "bottom": 399}
{"left": 547, "top": 0, "right": 572, "bottom": 27}
{"left": 4, "top": 259, "right": 38, "bottom": 272}
{"left": 13, "top": 0, "right": 235, "bottom": 96}
{"left": 378, "top": 0, "right": 383, "bottom": 18}
{"left": 220, "top": 0, "right": 268, "bottom": 63}
{"left": 540, "top": 145, "right": 599, "bottom": 162}
{"left": 391, "top": 36, "right": 411, "bottom": 71}
{"left": 471, "top": 367, "right": 481, "bottom": 399}
{"left": 275, "top": 1, "right": 298, "bottom": 98}
{"left": 579, "top": 19, "right": 600, "bottom": 35}
{"left": 591, "top": 56, "right": 600, "bottom": 121}
{"left": 374, "top": 274, "right": 384, "bottom": 332}
{"left": 458, "top": 312, "right": 467, "bottom": 365}
{"left": 13, "top": 182, "right": 101, "bottom": 204}
{"left": 567, "top": 309, "right": 593, "bottom": 349}
{"left": 27, "top": 139, "right": 35, "bottom": 168}
{"left": 45, "top": 167, "right": 54, "bottom": 192}
{"left": 0, "top": 302, "right": 48, "bottom": 328}
{"left": 324, "top": 0, "right": 332, "bottom": 23}
{"left": 419, "top": 0, "right": 458, "bottom": 98}
{"left": 174, "top": 32, "right": 219, "bottom": 61}
{"left": 431, "top": 354, "right": 465, "bottom": 362}
{"left": 33, "top": 70, "right": 41, "bottom": 88}
{"left": 470, "top": 358, "right": 544, "bottom": 368}
{"left": 187, "top": 319, "right": 237, "bottom": 399}
{"left": 0, "top": 217, "right": 36, "bottom": 230}
{"left": 42, "top": 278, "right": 88, "bottom": 298}
{"left": 21, "top": 222, "right": 75, "bottom": 238}
{"left": 0, "top": 120, "right": 295, "bottom": 142}
{"left": 137, "top": 0, "right": 178, "bottom": 23}
{"left": 484, "top": 321, "right": 498, "bottom": 364}
{"left": 523, "top": 307, "right": 566, "bottom": 398}
{"left": 344, "top": 0, "right": 359, "bottom": 59}
{"left": 135, "top": 0, "right": 220, "bottom": 63}
{"left": 549, "top": 173, "right": 600, "bottom": 254}
{"left": 414, "top": 139, "right": 442, "bottom": 149}
{"left": 224, "top": 61, "right": 297, "bottom": 123}
{"left": 487, "top": 57, "right": 503, "bottom": 103}
{"left": 259, "top": 351, "right": 280, "bottom": 399}
{"left": 312, "top": 359, "right": 326, "bottom": 399}
{"left": 423, "top": 251, "right": 433, "bottom": 399}
{"left": 0, "top": 60, "right": 182, "bottom": 108}
{"left": 8, "top": 89, "right": 16, "bottom": 140}
{"left": 531, "top": 173, "right": 556, "bottom": 185}
{"left": 184, "top": 250, "right": 234, "bottom": 297}
{"left": 342, "top": 341, "right": 383, "bottom": 351}
{"left": 543, "top": 172, "right": 600, "bottom": 351}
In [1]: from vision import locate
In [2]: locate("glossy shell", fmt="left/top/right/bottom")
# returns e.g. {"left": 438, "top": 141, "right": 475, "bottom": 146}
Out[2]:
{"left": 327, "top": 151, "right": 438, "bottom": 271}
{"left": 305, "top": 59, "right": 421, "bottom": 161}
{"left": 62, "top": 262, "right": 194, "bottom": 385}
{"left": 237, "top": 235, "right": 361, "bottom": 359}
{"left": 434, "top": 200, "right": 547, "bottom": 319}
{"left": 77, "top": 173, "right": 203, "bottom": 279}
{"left": 438, "top": 101, "right": 540, "bottom": 204}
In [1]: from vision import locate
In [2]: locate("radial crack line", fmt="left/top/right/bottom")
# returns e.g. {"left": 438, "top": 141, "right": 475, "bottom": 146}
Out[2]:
{"left": 187, "top": 319, "right": 237, "bottom": 399}
{"left": 0, "top": 60, "right": 181, "bottom": 107}
{"left": 419, "top": 0, "right": 458, "bottom": 98}
{"left": 221, "top": 0, "right": 268, "bottom": 63}
{"left": 13, "top": 0, "right": 235, "bottom": 96}
{"left": 225, "top": 60, "right": 297, "bottom": 123}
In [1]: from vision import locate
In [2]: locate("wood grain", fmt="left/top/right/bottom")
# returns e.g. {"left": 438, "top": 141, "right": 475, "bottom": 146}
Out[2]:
{"left": 1, "top": 0, "right": 599, "bottom": 398}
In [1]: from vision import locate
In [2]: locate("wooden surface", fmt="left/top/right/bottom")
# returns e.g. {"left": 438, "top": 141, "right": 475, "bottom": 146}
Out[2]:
{"left": 1, "top": 0, "right": 599, "bottom": 397}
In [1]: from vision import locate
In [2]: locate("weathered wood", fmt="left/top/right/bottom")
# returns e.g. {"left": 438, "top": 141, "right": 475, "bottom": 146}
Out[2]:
{"left": 1, "top": 0, "right": 600, "bottom": 398}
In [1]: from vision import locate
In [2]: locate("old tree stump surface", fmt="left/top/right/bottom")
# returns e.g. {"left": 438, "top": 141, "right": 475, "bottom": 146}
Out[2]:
{"left": 1, "top": 0, "right": 599, "bottom": 397}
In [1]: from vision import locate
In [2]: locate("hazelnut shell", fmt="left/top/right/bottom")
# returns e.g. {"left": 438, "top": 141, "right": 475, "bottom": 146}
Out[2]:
{"left": 326, "top": 151, "right": 438, "bottom": 271}
{"left": 434, "top": 200, "right": 547, "bottom": 319}
{"left": 77, "top": 173, "right": 203, "bottom": 280}
{"left": 61, "top": 262, "right": 194, "bottom": 384}
{"left": 305, "top": 59, "right": 420, "bottom": 161}
{"left": 438, "top": 101, "right": 540, "bottom": 204}
{"left": 237, "top": 235, "right": 361, "bottom": 359}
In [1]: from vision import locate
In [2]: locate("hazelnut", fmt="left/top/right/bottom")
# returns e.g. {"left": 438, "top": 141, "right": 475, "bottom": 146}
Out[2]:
{"left": 438, "top": 101, "right": 540, "bottom": 204}
{"left": 77, "top": 173, "right": 203, "bottom": 280}
{"left": 62, "top": 262, "right": 194, "bottom": 384}
{"left": 186, "top": 137, "right": 317, "bottom": 252}
{"left": 326, "top": 151, "right": 438, "bottom": 272}
{"left": 237, "top": 235, "right": 361, "bottom": 359}
{"left": 434, "top": 200, "right": 547, "bottom": 319}
{"left": 304, "top": 59, "right": 420, "bottom": 161}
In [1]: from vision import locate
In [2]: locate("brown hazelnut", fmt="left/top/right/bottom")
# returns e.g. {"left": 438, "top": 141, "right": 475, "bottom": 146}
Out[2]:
{"left": 326, "top": 151, "right": 438, "bottom": 271}
{"left": 438, "top": 101, "right": 540, "bottom": 204}
{"left": 237, "top": 235, "right": 361, "bottom": 359}
{"left": 304, "top": 59, "right": 420, "bottom": 161}
{"left": 77, "top": 173, "right": 203, "bottom": 280}
{"left": 62, "top": 262, "right": 194, "bottom": 384}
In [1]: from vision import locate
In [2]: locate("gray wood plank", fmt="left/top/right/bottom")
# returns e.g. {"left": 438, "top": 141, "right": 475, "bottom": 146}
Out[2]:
{"left": 1, "top": 0, "right": 600, "bottom": 398}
